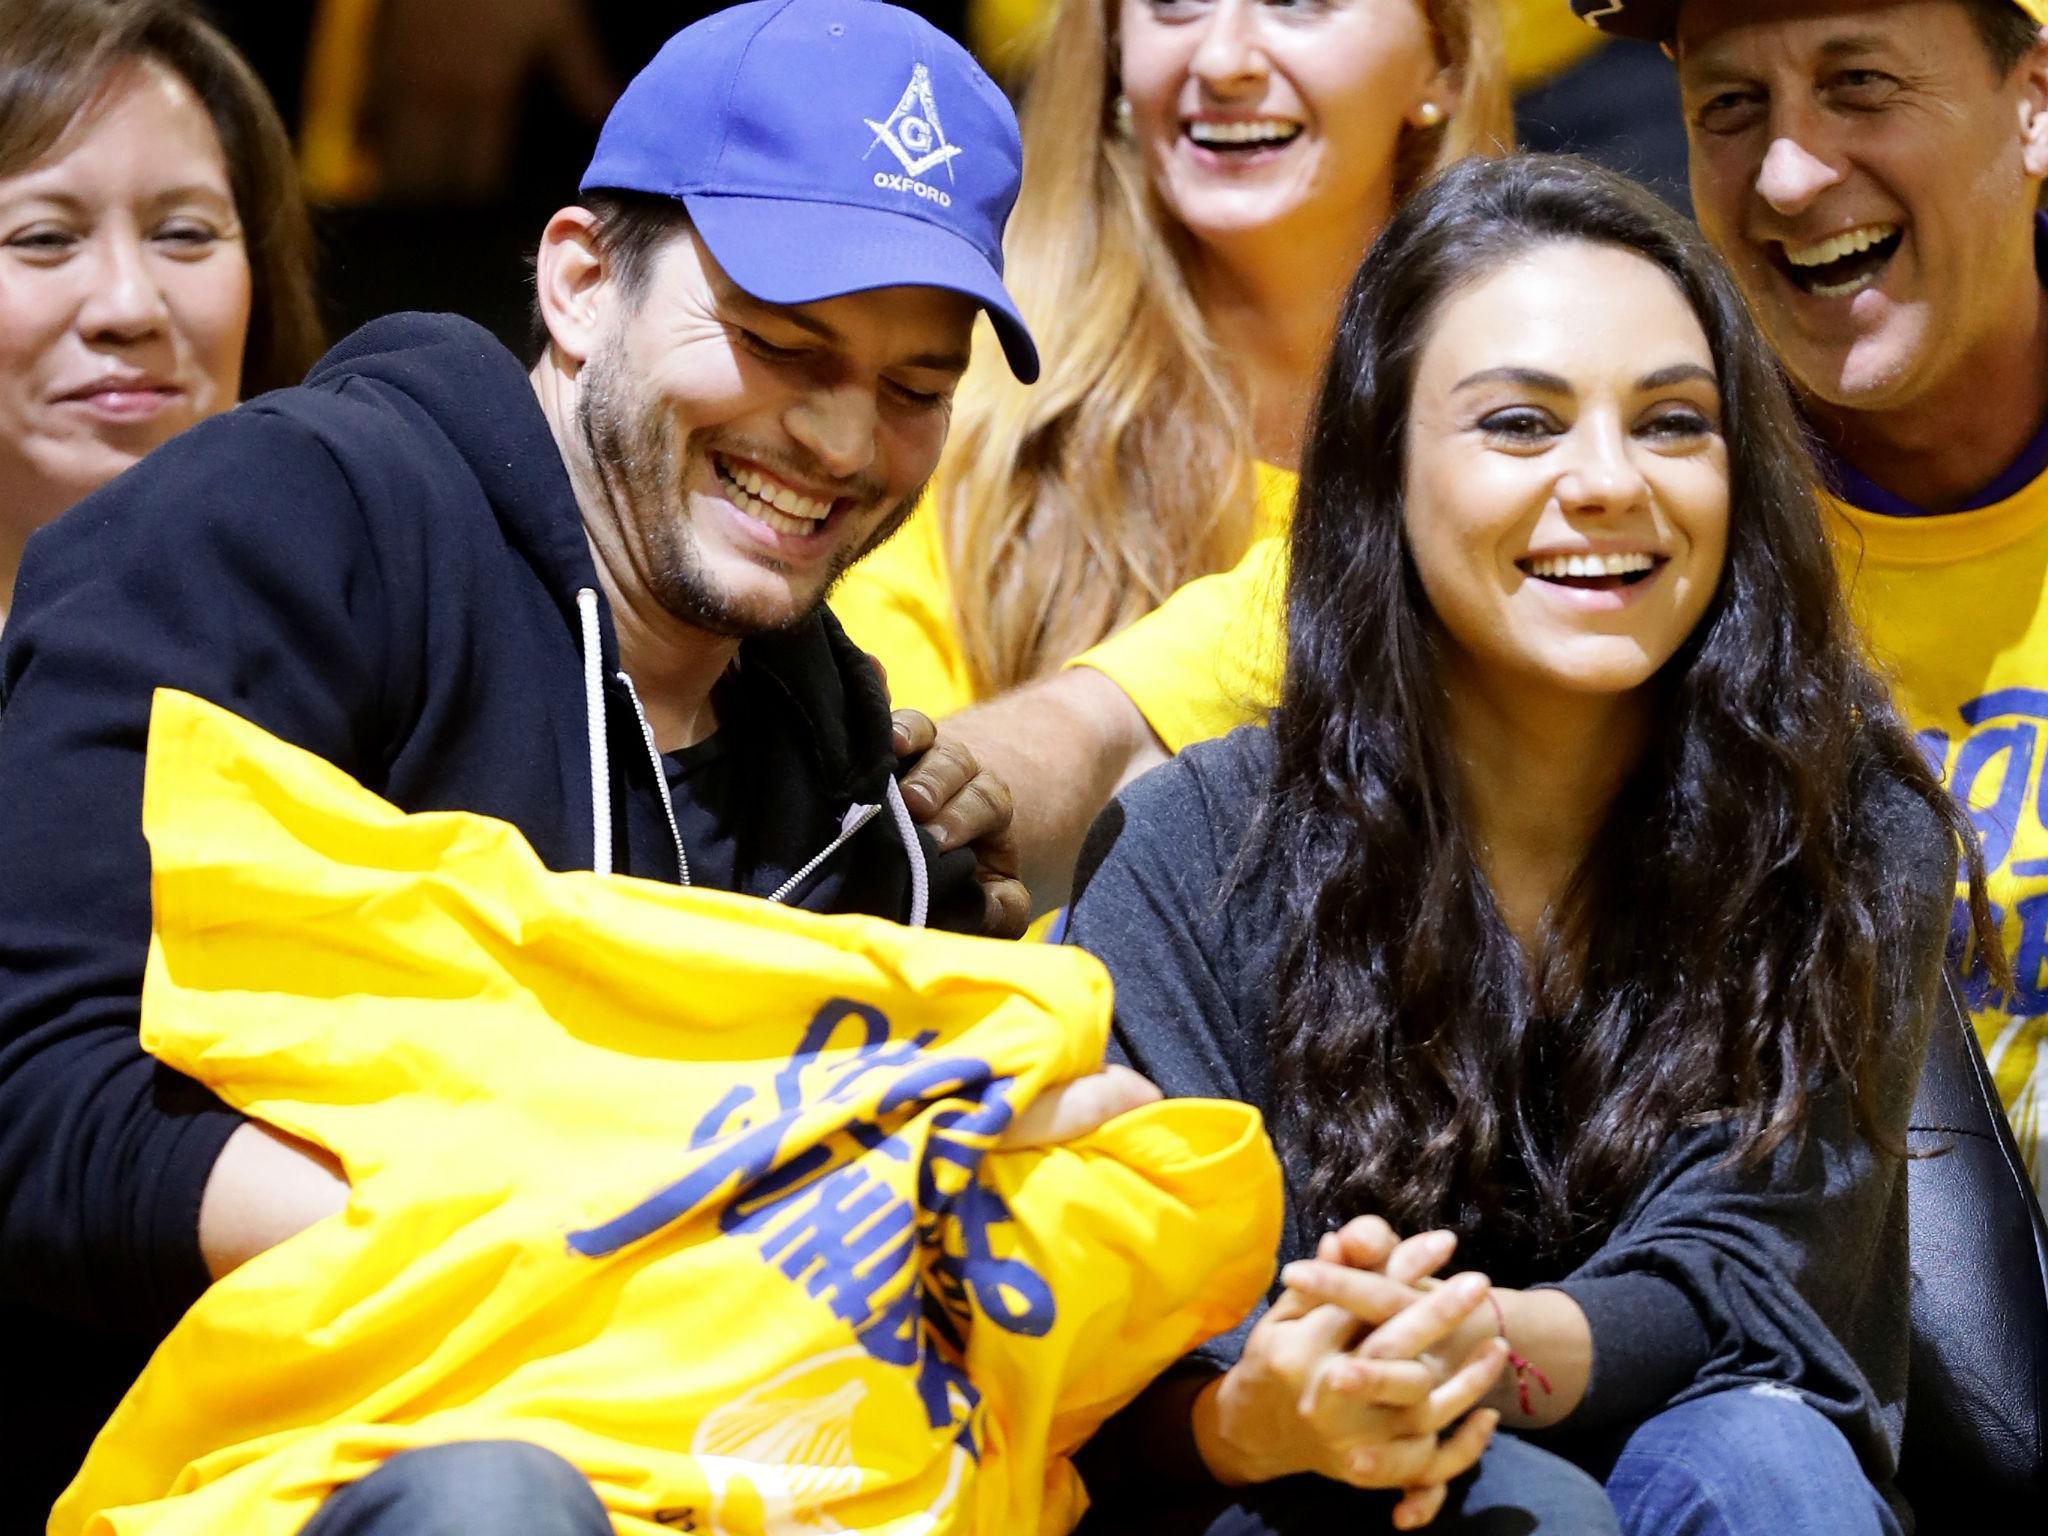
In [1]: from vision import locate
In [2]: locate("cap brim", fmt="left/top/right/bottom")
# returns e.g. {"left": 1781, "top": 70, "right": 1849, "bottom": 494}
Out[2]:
{"left": 685, "top": 193, "right": 1039, "bottom": 384}
{"left": 1579, "top": 0, "right": 2048, "bottom": 42}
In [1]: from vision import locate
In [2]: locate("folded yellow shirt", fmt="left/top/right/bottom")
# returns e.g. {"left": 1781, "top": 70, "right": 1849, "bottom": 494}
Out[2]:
{"left": 58, "top": 691, "right": 1281, "bottom": 1536}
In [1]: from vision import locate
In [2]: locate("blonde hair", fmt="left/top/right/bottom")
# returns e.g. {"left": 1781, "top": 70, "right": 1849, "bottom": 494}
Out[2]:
{"left": 939, "top": 0, "right": 1510, "bottom": 697}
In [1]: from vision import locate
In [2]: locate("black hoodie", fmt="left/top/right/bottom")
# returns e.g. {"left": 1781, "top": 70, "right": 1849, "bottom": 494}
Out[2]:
{"left": 0, "top": 313, "right": 976, "bottom": 1509}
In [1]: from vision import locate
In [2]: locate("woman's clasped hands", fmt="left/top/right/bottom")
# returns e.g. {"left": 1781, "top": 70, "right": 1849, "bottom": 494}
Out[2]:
{"left": 1191, "top": 1217, "right": 1508, "bottom": 1531}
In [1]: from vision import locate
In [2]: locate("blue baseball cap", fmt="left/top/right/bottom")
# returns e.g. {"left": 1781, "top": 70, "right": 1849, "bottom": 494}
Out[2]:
{"left": 1571, "top": 0, "right": 2048, "bottom": 39}
{"left": 581, "top": 0, "right": 1039, "bottom": 383}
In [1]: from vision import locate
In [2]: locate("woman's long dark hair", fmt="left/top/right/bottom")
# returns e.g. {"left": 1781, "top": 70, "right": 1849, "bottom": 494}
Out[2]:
{"left": 1260, "top": 154, "right": 1994, "bottom": 1269}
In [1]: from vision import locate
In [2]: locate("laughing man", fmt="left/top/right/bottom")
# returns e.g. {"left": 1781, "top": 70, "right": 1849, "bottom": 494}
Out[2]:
{"left": 1572, "top": 0, "right": 2048, "bottom": 1190}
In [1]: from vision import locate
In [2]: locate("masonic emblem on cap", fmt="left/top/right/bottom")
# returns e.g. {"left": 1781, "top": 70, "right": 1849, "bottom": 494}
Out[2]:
{"left": 865, "top": 64, "right": 962, "bottom": 181}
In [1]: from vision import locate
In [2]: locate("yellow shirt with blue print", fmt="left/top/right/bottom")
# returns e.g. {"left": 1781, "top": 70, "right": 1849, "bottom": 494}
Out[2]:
{"left": 58, "top": 692, "right": 1282, "bottom": 1536}
{"left": 1829, "top": 482, "right": 2048, "bottom": 1190}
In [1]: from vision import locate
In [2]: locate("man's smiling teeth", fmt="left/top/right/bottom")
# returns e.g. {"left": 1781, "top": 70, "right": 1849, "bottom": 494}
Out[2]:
{"left": 715, "top": 456, "right": 832, "bottom": 535}
{"left": 1782, "top": 223, "right": 1897, "bottom": 268}
{"left": 1777, "top": 222, "right": 1902, "bottom": 299}
{"left": 1527, "top": 552, "right": 1656, "bottom": 580}
{"left": 1186, "top": 119, "right": 1301, "bottom": 146}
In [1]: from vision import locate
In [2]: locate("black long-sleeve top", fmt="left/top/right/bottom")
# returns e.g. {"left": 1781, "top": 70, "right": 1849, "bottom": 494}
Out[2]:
{"left": 1065, "top": 725, "right": 1951, "bottom": 1503}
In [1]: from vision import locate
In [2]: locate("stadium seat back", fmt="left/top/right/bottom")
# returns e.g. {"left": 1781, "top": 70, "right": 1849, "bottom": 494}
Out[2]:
{"left": 1896, "top": 975, "right": 2048, "bottom": 1526}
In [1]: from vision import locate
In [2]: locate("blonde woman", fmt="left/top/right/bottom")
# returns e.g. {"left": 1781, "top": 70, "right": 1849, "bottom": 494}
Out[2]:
{"left": 833, "top": 0, "right": 1511, "bottom": 907}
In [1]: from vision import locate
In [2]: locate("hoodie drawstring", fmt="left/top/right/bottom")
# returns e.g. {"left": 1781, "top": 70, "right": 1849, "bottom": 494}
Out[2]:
{"left": 883, "top": 776, "right": 930, "bottom": 930}
{"left": 577, "top": 588, "right": 613, "bottom": 876}
{"left": 619, "top": 669, "right": 690, "bottom": 886}
{"left": 574, "top": 584, "right": 927, "bottom": 927}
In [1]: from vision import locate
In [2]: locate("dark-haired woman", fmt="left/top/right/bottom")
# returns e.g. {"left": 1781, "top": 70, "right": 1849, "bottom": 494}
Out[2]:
{"left": 1068, "top": 154, "right": 1982, "bottom": 1536}
{"left": 0, "top": 0, "right": 322, "bottom": 624}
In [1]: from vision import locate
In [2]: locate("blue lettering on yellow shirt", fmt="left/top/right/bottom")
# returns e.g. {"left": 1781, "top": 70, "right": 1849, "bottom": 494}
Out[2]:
{"left": 565, "top": 997, "right": 1059, "bottom": 1456}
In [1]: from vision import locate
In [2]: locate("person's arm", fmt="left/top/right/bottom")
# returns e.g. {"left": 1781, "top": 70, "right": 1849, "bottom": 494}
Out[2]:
{"left": 1558, "top": 807, "right": 1948, "bottom": 1442}
{"left": 1068, "top": 532, "right": 1287, "bottom": 758}
{"left": 0, "top": 408, "right": 398, "bottom": 1330}
{"left": 1066, "top": 743, "right": 1503, "bottom": 1515}
{"left": 197, "top": 1123, "right": 351, "bottom": 1279}
{"left": 945, "top": 533, "right": 1288, "bottom": 913}
{"left": 1062, "top": 741, "right": 1276, "bottom": 1488}
{"left": 943, "top": 667, "right": 1165, "bottom": 915}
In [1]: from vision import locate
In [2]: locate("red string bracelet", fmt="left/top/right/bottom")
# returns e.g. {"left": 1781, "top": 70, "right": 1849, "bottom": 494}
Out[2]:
{"left": 1486, "top": 1292, "right": 1554, "bottom": 1417}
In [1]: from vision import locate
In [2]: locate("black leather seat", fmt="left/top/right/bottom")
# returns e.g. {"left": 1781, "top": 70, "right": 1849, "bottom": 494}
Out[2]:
{"left": 1896, "top": 975, "right": 2048, "bottom": 1526}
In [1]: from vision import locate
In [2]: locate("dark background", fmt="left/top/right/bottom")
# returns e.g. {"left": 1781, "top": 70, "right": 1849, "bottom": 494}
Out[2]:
{"left": 195, "top": 2, "right": 1684, "bottom": 358}
{"left": 203, "top": 3, "right": 975, "bottom": 351}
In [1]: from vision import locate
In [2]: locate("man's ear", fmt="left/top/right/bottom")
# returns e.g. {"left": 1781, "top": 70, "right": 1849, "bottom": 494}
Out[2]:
{"left": 534, "top": 206, "right": 612, "bottom": 368}
{"left": 2019, "top": 27, "right": 2048, "bottom": 180}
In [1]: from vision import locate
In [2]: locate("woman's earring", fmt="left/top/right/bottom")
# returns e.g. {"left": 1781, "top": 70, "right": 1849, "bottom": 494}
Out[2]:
{"left": 1114, "top": 95, "right": 1135, "bottom": 140}
{"left": 1414, "top": 101, "right": 1444, "bottom": 129}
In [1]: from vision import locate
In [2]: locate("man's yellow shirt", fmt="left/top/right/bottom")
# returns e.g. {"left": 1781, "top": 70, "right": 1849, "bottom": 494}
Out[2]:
{"left": 1830, "top": 485, "right": 2048, "bottom": 1189}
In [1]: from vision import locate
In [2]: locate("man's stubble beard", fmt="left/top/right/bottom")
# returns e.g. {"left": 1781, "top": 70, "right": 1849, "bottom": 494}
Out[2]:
{"left": 576, "top": 335, "right": 929, "bottom": 640}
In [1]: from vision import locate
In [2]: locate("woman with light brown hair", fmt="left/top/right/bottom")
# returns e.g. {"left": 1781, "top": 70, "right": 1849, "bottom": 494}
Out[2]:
{"left": 832, "top": 0, "right": 1511, "bottom": 911}
{"left": 0, "top": 0, "right": 319, "bottom": 1515}
{"left": 0, "top": 0, "right": 321, "bottom": 623}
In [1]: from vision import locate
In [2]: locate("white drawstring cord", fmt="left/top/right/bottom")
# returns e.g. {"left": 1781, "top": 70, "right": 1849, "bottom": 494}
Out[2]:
{"left": 577, "top": 585, "right": 921, "bottom": 922}
{"left": 883, "top": 775, "right": 930, "bottom": 930}
{"left": 619, "top": 669, "right": 689, "bottom": 885}
{"left": 576, "top": 588, "right": 612, "bottom": 876}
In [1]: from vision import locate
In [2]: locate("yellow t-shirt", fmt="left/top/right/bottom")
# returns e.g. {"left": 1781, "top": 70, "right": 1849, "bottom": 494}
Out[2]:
{"left": 831, "top": 463, "right": 1296, "bottom": 754}
{"left": 1829, "top": 485, "right": 2048, "bottom": 1189}
{"left": 59, "top": 692, "right": 1282, "bottom": 1536}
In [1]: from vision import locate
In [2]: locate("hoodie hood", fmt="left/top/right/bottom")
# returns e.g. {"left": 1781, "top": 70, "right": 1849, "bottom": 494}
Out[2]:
{"left": 301, "top": 312, "right": 923, "bottom": 917}
{"left": 307, "top": 312, "right": 607, "bottom": 650}
{"left": 306, "top": 313, "right": 900, "bottom": 790}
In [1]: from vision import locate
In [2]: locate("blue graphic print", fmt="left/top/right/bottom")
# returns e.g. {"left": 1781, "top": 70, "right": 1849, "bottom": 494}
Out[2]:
{"left": 566, "top": 997, "right": 1057, "bottom": 1455}
{"left": 1924, "top": 688, "right": 2048, "bottom": 1016}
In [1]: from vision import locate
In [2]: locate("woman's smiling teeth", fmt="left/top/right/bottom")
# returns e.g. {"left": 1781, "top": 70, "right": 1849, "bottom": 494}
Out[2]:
{"left": 1185, "top": 118, "right": 1302, "bottom": 149}
{"left": 713, "top": 454, "right": 833, "bottom": 536}
{"left": 1524, "top": 551, "right": 1659, "bottom": 585}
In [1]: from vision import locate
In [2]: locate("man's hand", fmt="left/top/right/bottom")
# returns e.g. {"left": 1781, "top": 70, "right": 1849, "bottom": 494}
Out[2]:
{"left": 941, "top": 669, "right": 1167, "bottom": 916}
{"left": 997, "top": 1064, "right": 1160, "bottom": 1148}
{"left": 891, "top": 708, "right": 1030, "bottom": 937}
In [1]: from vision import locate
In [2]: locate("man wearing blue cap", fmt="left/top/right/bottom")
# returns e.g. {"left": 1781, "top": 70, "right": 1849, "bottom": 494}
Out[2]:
{"left": 0, "top": 2, "right": 1148, "bottom": 1525}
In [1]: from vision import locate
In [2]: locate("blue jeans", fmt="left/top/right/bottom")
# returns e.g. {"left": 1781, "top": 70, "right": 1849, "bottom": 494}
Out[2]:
{"left": 300, "top": 1441, "right": 611, "bottom": 1536}
{"left": 296, "top": 1391, "right": 1897, "bottom": 1536}
{"left": 1076, "top": 1430, "right": 1620, "bottom": 1534}
{"left": 1082, "top": 1389, "right": 1895, "bottom": 1536}
{"left": 1598, "top": 1389, "right": 1903, "bottom": 1536}
{"left": 310, "top": 1435, "right": 1612, "bottom": 1536}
